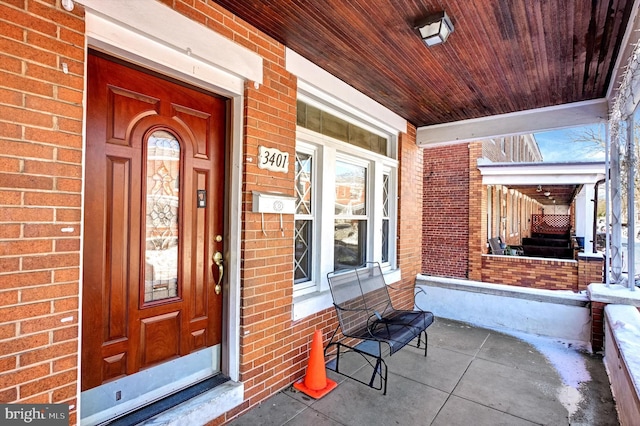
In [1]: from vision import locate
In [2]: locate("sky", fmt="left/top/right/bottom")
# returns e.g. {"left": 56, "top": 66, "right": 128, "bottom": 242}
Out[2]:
{"left": 534, "top": 124, "right": 606, "bottom": 162}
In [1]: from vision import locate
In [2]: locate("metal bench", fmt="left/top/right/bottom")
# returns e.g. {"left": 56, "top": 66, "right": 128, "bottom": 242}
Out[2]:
{"left": 325, "top": 262, "right": 434, "bottom": 394}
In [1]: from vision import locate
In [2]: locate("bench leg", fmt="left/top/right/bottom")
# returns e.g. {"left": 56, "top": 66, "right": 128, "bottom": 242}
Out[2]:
{"left": 367, "top": 351, "right": 388, "bottom": 395}
{"left": 422, "top": 331, "right": 428, "bottom": 357}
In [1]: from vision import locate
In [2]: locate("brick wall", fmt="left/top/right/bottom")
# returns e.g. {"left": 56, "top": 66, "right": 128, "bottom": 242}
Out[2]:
{"left": 468, "top": 143, "right": 484, "bottom": 281}
{"left": 0, "top": 2, "right": 84, "bottom": 423}
{"left": 1, "top": 2, "right": 421, "bottom": 424}
{"left": 395, "top": 125, "right": 423, "bottom": 307}
{"left": 481, "top": 256, "right": 578, "bottom": 291}
{"left": 577, "top": 255, "right": 604, "bottom": 292}
{"left": 422, "top": 144, "right": 470, "bottom": 278}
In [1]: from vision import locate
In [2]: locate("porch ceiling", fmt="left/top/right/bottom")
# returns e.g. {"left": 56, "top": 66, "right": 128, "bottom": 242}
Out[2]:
{"left": 510, "top": 184, "right": 580, "bottom": 206}
{"left": 213, "top": 0, "right": 636, "bottom": 143}
{"left": 478, "top": 161, "right": 606, "bottom": 205}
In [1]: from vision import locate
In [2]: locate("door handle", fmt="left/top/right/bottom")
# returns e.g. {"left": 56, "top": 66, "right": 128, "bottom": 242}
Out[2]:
{"left": 213, "top": 251, "right": 223, "bottom": 295}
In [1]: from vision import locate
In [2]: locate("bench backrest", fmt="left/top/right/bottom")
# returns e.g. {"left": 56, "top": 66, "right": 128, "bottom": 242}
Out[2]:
{"left": 327, "top": 263, "right": 393, "bottom": 336}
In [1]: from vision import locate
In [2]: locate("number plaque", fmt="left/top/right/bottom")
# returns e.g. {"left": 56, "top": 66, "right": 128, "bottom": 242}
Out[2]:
{"left": 257, "top": 146, "right": 290, "bottom": 173}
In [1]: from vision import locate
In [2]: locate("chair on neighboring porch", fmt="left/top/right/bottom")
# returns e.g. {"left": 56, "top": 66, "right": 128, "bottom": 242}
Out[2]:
{"left": 488, "top": 237, "right": 505, "bottom": 255}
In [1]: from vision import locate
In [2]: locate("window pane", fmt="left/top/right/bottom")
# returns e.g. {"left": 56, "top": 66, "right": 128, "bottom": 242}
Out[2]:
{"left": 382, "top": 219, "right": 389, "bottom": 263}
{"left": 295, "top": 152, "right": 312, "bottom": 215}
{"left": 335, "top": 161, "right": 366, "bottom": 216}
{"left": 334, "top": 219, "right": 366, "bottom": 270}
{"left": 144, "top": 130, "right": 180, "bottom": 303}
{"left": 382, "top": 174, "right": 389, "bottom": 262}
{"left": 294, "top": 220, "right": 313, "bottom": 282}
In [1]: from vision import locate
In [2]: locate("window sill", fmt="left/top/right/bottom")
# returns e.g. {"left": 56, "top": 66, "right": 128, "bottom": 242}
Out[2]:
{"left": 292, "top": 267, "right": 402, "bottom": 321}
{"left": 292, "top": 289, "right": 333, "bottom": 321}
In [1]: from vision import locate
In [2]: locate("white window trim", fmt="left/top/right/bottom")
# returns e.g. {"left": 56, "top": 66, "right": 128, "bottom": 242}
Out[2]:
{"left": 293, "top": 144, "right": 318, "bottom": 294}
{"left": 292, "top": 127, "right": 400, "bottom": 320}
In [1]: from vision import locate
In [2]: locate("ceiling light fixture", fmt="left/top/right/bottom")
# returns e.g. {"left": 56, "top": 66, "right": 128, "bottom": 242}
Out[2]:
{"left": 536, "top": 185, "right": 542, "bottom": 192}
{"left": 544, "top": 191, "right": 551, "bottom": 197}
{"left": 415, "top": 11, "right": 454, "bottom": 47}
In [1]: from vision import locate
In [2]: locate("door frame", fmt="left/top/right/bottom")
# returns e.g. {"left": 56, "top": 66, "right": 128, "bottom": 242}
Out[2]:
{"left": 79, "top": 0, "right": 258, "bottom": 392}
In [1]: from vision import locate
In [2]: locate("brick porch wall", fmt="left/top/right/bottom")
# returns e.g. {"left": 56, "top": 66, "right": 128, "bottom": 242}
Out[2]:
{"left": 422, "top": 143, "right": 470, "bottom": 278}
{"left": 0, "top": 2, "right": 421, "bottom": 425}
{"left": 577, "top": 255, "right": 604, "bottom": 292}
{"left": 481, "top": 256, "right": 578, "bottom": 291}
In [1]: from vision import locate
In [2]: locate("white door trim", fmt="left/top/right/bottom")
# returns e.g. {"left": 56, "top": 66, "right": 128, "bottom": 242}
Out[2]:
{"left": 78, "top": 1, "right": 249, "bottom": 421}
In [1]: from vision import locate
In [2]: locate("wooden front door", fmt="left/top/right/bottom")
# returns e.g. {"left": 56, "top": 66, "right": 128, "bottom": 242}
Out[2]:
{"left": 82, "top": 52, "right": 227, "bottom": 391}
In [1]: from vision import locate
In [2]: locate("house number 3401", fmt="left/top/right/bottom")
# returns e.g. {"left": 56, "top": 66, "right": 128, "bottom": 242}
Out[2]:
{"left": 258, "top": 146, "right": 289, "bottom": 173}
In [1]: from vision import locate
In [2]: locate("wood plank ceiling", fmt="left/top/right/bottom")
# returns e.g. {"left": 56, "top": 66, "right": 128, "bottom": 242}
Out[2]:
{"left": 510, "top": 184, "right": 582, "bottom": 206}
{"left": 212, "top": 0, "right": 633, "bottom": 128}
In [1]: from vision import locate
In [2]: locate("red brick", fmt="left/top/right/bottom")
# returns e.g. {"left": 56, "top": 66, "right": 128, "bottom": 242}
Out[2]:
{"left": 1, "top": 140, "right": 55, "bottom": 160}
{"left": 25, "top": 96, "right": 83, "bottom": 120}
{"left": 0, "top": 323, "right": 16, "bottom": 340}
{"left": 0, "top": 333, "right": 49, "bottom": 362}
{"left": 24, "top": 192, "right": 81, "bottom": 207}
{"left": 27, "top": 1, "right": 85, "bottom": 33}
{"left": 0, "top": 271, "right": 51, "bottom": 290}
{"left": 56, "top": 86, "right": 83, "bottom": 104}
{"left": 0, "top": 290, "right": 19, "bottom": 306}
{"left": 0, "top": 303, "right": 50, "bottom": 324}
{"left": 0, "top": 122, "right": 21, "bottom": 140}
{"left": 0, "top": 72, "right": 55, "bottom": 97}
{"left": 0, "top": 239, "right": 53, "bottom": 256}
{"left": 0, "top": 387, "right": 18, "bottom": 403}
{"left": 0, "top": 156, "right": 22, "bottom": 173}
{"left": 21, "top": 282, "right": 77, "bottom": 302}
{"left": 21, "top": 253, "right": 79, "bottom": 270}
{"left": 0, "top": 362, "right": 49, "bottom": 389}
{"left": 0, "top": 104, "right": 52, "bottom": 127}
{"left": 52, "top": 268, "right": 78, "bottom": 283}
{"left": 54, "top": 238, "right": 80, "bottom": 252}
{"left": 19, "top": 341, "right": 77, "bottom": 366}
{"left": 52, "top": 297, "right": 77, "bottom": 313}
{"left": 0, "top": 190, "right": 22, "bottom": 205}
{"left": 20, "top": 312, "right": 76, "bottom": 334}
{"left": 52, "top": 326, "right": 77, "bottom": 343}
{"left": 0, "top": 356, "right": 17, "bottom": 373}
{"left": 0, "top": 4, "right": 57, "bottom": 36}
{"left": 0, "top": 37, "right": 57, "bottom": 68}
{"left": 52, "top": 383, "right": 76, "bottom": 402}
{"left": 25, "top": 33, "right": 84, "bottom": 63}
{"left": 0, "top": 257, "right": 19, "bottom": 273}
{"left": 24, "top": 127, "right": 82, "bottom": 148}
{"left": 53, "top": 209, "right": 80, "bottom": 223}
{"left": 52, "top": 355, "right": 77, "bottom": 373}
{"left": 20, "top": 369, "right": 77, "bottom": 398}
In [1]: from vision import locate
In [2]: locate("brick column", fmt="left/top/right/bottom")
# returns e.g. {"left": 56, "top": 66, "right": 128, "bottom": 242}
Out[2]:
{"left": 590, "top": 301, "right": 606, "bottom": 351}
{"left": 578, "top": 254, "right": 604, "bottom": 292}
{"left": 468, "top": 143, "right": 484, "bottom": 281}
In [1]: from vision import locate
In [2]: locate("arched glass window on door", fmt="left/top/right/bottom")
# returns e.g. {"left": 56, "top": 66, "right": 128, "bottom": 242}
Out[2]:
{"left": 144, "top": 130, "right": 180, "bottom": 303}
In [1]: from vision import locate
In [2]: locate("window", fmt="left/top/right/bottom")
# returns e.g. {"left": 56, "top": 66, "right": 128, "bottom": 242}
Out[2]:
{"left": 334, "top": 160, "right": 367, "bottom": 271}
{"left": 381, "top": 173, "right": 390, "bottom": 263}
{"left": 294, "top": 150, "right": 314, "bottom": 289}
{"left": 293, "top": 102, "right": 397, "bottom": 299}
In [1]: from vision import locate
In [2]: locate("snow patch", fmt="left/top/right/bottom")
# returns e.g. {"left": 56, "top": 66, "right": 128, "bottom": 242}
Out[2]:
{"left": 486, "top": 328, "right": 591, "bottom": 417}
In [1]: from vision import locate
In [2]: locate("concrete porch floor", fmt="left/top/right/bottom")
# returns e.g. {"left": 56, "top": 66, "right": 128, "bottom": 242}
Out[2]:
{"left": 229, "top": 318, "right": 619, "bottom": 426}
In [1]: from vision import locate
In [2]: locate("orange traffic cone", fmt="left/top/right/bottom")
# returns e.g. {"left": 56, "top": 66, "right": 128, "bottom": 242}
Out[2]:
{"left": 293, "top": 329, "right": 338, "bottom": 398}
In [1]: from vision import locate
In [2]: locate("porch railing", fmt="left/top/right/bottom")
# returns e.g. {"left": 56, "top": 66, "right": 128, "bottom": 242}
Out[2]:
{"left": 531, "top": 214, "right": 571, "bottom": 235}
